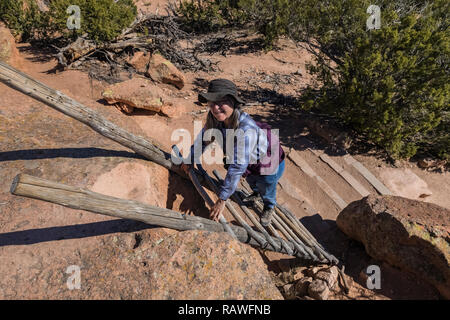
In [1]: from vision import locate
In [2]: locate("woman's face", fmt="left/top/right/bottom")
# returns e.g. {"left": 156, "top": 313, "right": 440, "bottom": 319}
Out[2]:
{"left": 208, "top": 97, "right": 234, "bottom": 122}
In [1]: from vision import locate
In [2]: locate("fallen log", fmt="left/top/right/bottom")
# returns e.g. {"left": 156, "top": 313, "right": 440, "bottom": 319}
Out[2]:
{"left": 55, "top": 36, "right": 154, "bottom": 68}
{"left": 10, "top": 173, "right": 315, "bottom": 259}
{"left": 55, "top": 37, "right": 97, "bottom": 67}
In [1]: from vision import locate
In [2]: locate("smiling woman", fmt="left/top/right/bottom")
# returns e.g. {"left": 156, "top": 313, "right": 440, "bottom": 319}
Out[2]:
{"left": 181, "top": 79, "right": 285, "bottom": 227}
{"left": 207, "top": 97, "right": 236, "bottom": 127}
{"left": 201, "top": 79, "right": 245, "bottom": 131}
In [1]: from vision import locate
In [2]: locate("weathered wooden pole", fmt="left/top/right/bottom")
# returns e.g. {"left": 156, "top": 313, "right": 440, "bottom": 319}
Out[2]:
{"left": 185, "top": 166, "right": 237, "bottom": 239}
{"left": 0, "top": 61, "right": 186, "bottom": 178}
{"left": 213, "top": 169, "right": 320, "bottom": 262}
{"left": 199, "top": 166, "right": 285, "bottom": 254}
{"left": 10, "top": 173, "right": 316, "bottom": 259}
{"left": 172, "top": 146, "right": 236, "bottom": 239}
{"left": 215, "top": 170, "right": 339, "bottom": 265}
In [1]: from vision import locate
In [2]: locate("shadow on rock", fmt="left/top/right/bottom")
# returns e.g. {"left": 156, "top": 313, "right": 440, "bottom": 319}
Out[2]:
{"left": 0, "top": 219, "right": 154, "bottom": 247}
{"left": 0, "top": 148, "right": 145, "bottom": 162}
{"left": 166, "top": 171, "right": 210, "bottom": 219}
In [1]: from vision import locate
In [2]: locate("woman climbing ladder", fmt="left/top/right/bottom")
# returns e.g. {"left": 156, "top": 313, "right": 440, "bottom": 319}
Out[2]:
{"left": 181, "top": 79, "right": 285, "bottom": 226}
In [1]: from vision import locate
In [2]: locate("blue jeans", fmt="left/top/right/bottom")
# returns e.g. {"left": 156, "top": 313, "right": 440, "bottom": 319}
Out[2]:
{"left": 245, "top": 160, "right": 285, "bottom": 209}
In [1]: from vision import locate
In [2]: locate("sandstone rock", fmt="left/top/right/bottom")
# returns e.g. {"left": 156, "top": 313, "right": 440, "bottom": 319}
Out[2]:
{"left": 102, "top": 78, "right": 165, "bottom": 112}
{"left": 160, "top": 101, "right": 186, "bottom": 118}
{"left": 146, "top": 53, "right": 185, "bottom": 89}
{"left": 308, "top": 279, "right": 330, "bottom": 300}
{"left": 116, "top": 102, "right": 135, "bottom": 114}
{"left": 102, "top": 78, "right": 185, "bottom": 117}
{"left": 0, "top": 229, "right": 283, "bottom": 299}
{"left": 294, "top": 276, "right": 313, "bottom": 297}
{"left": 90, "top": 161, "right": 173, "bottom": 208}
{"left": 314, "top": 266, "right": 339, "bottom": 289}
{"left": 378, "top": 168, "right": 432, "bottom": 199}
{"left": 143, "top": 230, "right": 284, "bottom": 299}
{"left": 283, "top": 283, "right": 295, "bottom": 299}
{"left": 127, "top": 51, "right": 151, "bottom": 73}
{"left": 336, "top": 194, "right": 450, "bottom": 299}
{"left": 0, "top": 23, "right": 23, "bottom": 68}
{"left": 304, "top": 266, "right": 324, "bottom": 278}
{"left": 137, "top": 230, "right": 283, "bottom": 299}
{"left": 293, "top": 269, "right": 305, "bottom": 281}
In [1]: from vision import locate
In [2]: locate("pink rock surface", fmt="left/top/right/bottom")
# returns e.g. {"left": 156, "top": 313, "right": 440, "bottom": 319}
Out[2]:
{"left": 102, "top": 78, "right": 165, "bottom": 112}
{"left": 147, "top": 54, "right": 185, "bottom": 89}
{"left": 379, "top": 168, "right": 432, "bottom": 199}
{"left": 0, "top": 228, "right": 283, "bottom": 299}
{"left": 337, "top": 195, "right": 450, "bottom": 299}
{"left": 0, "top": 23, "right": 24, "bottom": 69}
{"left": 127, "top": 51, "right": 151, "bottom": 73}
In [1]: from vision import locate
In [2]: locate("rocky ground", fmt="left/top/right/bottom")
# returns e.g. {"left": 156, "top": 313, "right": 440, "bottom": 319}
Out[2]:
{"left": 0, "top": 1, "right": 448, "bottom": 300}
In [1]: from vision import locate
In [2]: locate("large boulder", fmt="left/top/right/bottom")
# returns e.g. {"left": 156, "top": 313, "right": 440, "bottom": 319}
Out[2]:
{"left": 0, "top": 229, "right": 283, "bottom": 299}
{"left": 336, "top": 195, "right": 450, "bottom": 299}
{"left": 138, "top": 230, "right": 284, "bottom": 299}
{"left": 102, "top": 78, "right": 165, "bottom": 113}
{"left": 146, "top": 53, "right": 186, "bottom": 89}
{"left": 0, "top": 23, "right": 23, "bottom": 68}
{"left": 102, "top": 78, "right": 186, "bottom": 117}
{"left": 126, "top": 51, "right": 151, "bottom": 74}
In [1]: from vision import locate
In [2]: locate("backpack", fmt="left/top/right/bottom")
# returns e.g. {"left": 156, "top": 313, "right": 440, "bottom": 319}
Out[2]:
{"left": 244, "top": 121, "right": 285, "bottom": 177}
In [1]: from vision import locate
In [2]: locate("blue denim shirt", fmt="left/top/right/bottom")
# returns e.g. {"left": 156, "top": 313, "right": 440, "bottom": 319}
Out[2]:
{"left": 189, "top": 111, "right": 268, "bottom": 201}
